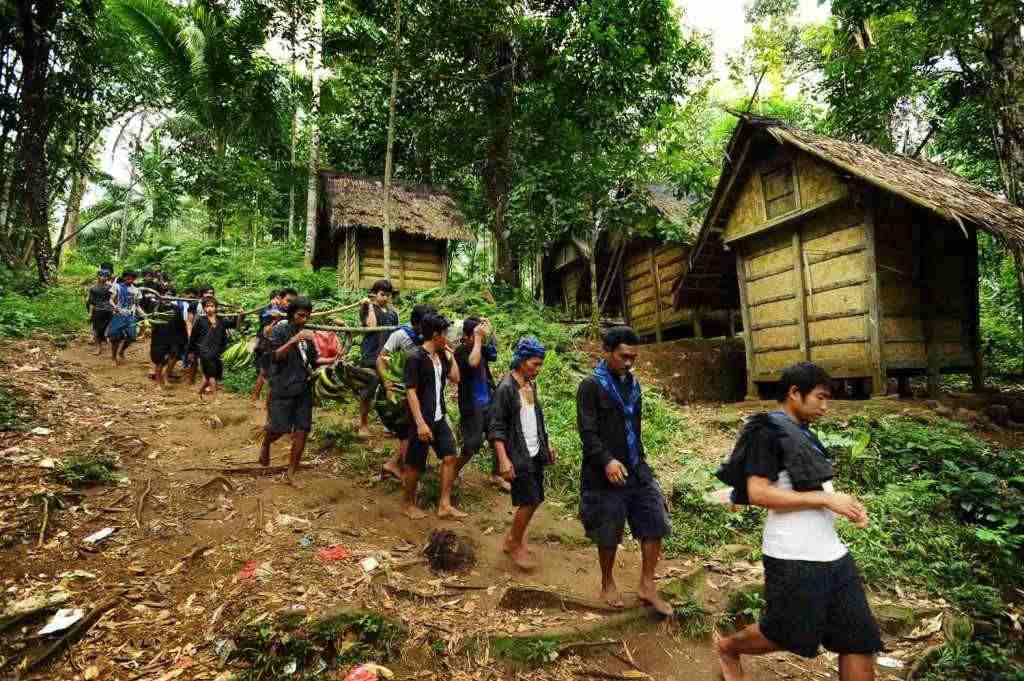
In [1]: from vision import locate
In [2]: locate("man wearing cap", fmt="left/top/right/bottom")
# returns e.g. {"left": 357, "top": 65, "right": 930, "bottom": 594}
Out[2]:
{"left": 107, "top": 271, "right": 144, "bottom": 366}
{"left": 491, "top": 337, "right": 554, "bottom": 570}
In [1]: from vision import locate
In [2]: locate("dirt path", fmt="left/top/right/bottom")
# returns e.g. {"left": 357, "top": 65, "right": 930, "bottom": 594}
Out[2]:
{"left": 0, "top": 337, "right": 844, "bottom": 681}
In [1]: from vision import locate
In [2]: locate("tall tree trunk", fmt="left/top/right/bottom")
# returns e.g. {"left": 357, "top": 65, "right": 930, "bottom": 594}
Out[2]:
{"left": 212, "top": 136, "right": 227, "bottom": 240}
{"left": 286, "top": 7, "right": 299, "bottom": 241}
{"left": 0, "top": 163, "right": 12, "bottom": 237}
{"left": 57, "top": 168, "right": 86, "bottom": 263}
{"left": 483, "top": 39, "right": 519, "bottom": 288}
{"left": 14, "top": 0, "right": 59, "bottom": 283}
{"left": 989, "top": 16, "right": 1024, "bottom": 341}
{"left": 381, "top": 0, "right": 402, "bottom": 280}
{"left": 303, "top": 0, "right": 324, "bottom": 269}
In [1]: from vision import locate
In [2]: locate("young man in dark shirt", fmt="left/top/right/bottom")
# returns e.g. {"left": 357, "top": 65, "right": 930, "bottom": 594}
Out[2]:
{"left": 189, "top": 297, "right": 243, "bottom": 397}
{"left": 358, "top": 279, "right": 399, "bottom": 437}
{"left": 252, "top": 289, "right": 286, "bottom": 403}
{"left": 260, "top": 297, "right": 323, "bottom": 485}
{"left": 86, "top": 270, "right": 113, "bottom": 356}
{"left": 491, "top": 337, "right": 554, "bottom": 571}
{"left": 453, "top": 316, "right": 503, "bottom": 488}
{"left": 149, "top": 286, "right": 188, "bottom": 389}
{"left": 577, "top": 326, "right": 672, "bottom": 616}
{"left": 715, "top": 362, "right": 880, "bottom": 681}
{"left": 401, "top": 312, "right": 461, "bottom": 519}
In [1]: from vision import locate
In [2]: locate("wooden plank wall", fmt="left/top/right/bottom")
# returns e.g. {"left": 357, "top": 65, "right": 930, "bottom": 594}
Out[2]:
{"left": 623, "top": 243, "right": 690, "bottom": 339}
{"left": 355, "top": 230, "right": 445, "bottom": 291}
{"left": 739, "top": 199, "right": 875, "bottom": 381}
{"left": 874, "top": 197, "right": 974, "bottom": 372}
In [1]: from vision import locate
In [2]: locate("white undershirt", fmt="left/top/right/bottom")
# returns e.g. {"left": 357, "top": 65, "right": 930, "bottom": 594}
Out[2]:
{"left": 520, "top": 405, "right": 540, "bottom": 457}
{"left": 762, "top": 472, "right": 847, "bottom": 562}
{"left": 431, "top": 354, "right": 443, "bottom": 422}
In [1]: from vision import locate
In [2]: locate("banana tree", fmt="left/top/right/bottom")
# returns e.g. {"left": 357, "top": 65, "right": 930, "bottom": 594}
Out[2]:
{"left": 110, "top": 0, "right": 283, "bottom": 240}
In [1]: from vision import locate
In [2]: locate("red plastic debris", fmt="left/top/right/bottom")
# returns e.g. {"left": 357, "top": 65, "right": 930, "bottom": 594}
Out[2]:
{"left": 237, "top": 560, "right": 261, "bottom": 580}
{"left": 317, "top": 545, "right": 351, "bottom": 562}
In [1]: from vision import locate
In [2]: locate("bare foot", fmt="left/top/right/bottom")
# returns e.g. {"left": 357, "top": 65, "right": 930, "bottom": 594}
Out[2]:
{"left": 402, "top": 504, "right": 427, "bottom": 520}
{"left": 490, "top": 475, "right": 512, "bottom": 492}
{"left": 637, "top": 586, "right": 673, "bottom": 617}
{"left": 259, "top": 450, "right": 270, "bottom": 467}
{"left": 284, "top": 471, "right": 303, "bottom": 489}
{"left": 381, "top": 460, "right": 402, "bottom": 480}
{"left": 508, "top": 544, "right": 537, "bottom": 571}
{"left": 502, "top": 538, "right": 535, "bottom": 555}
{"left": 715, "top": 632, "right": 746, "bottom": 681}
{"left": 437, "top": 505, "right": 468, "bottom": 519}
{"left": 357, "top": 426, "right": 371, "bottom": 440}
{"left": 601, "top": 585, "right": 625, "bottom": 608}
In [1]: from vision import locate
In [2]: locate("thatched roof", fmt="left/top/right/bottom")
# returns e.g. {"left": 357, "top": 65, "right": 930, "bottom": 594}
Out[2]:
{"left": 644, "top": 185, "right": 691, "bottom": 226}
{"left": 320, "top": 171, "right": 474, "bottom": 241}
{"left": 675, "top": 115, "right": 1024, "bottom": 309}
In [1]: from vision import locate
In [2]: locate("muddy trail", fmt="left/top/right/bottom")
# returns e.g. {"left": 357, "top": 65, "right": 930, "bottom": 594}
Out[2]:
{"left": 0, "top": 337, "right": 894, "bottom": 681}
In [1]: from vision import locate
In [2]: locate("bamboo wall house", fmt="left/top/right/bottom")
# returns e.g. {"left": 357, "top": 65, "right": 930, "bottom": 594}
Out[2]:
{"left": 314, "top": 172, "right": 474, "bottom": 291}
{"left": 542, "top": 186, "right": 735, "bottom": 341}
{"left": 677, "top": 115, "right": 1024, "bottom": 399}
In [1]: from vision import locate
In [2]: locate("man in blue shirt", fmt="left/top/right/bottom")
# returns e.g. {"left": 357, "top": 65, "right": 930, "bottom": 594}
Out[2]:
{"left": 453, "top": 317, "right": 502, "bottom": 487}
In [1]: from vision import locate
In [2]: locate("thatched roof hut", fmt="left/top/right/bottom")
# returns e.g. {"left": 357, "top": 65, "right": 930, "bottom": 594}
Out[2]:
{"left": 675, "top": 115, "right": 1024, "bottom": 398}
{"left": 314, "top": 171, "right": 474, "bottom": 291}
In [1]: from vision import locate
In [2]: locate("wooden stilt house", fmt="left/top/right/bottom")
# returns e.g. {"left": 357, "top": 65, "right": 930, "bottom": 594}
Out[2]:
{"left": 313, "top": 171, "right": 474, "bottom": 290}
{"left": 541, "top": 186, "right": 735, "bottom": 340}
{"left": 676, "top": 115, "right": 1024, "bottom": 398}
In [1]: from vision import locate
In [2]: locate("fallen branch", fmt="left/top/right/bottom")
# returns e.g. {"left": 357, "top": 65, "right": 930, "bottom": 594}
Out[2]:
{"left": 37, "top": 497, "right": 49, "bottom": 548}
{"left": 180, "top": 544, "right": 212, "bottom": 562}
{"left": 575, "top": 671, "right": 638, "bottom": 681}
{"left": 197, "top": 476, "right": 235, "bottom": 494}
{"left": 181, "top": 464, "right": 312, "bottom": 476}
{"left": 390, "top": 557, "right": 428, "bottom": 570}
{"left": 25, "top": 590, "right": 126, "bottom": 671}
{"left": 558, "top": 639, "right": 623, "bottom": 656}
{"left": 500, "top": 585, "right": 629, "bottom": 614}
{"left": 135, "top": 478, "right": 152, "bottom": 530}
{"left": 442, "top": 581, "right": 488, "bottom": 591}
{"left": 256, "top": 498, "right": 264, "bottom": 535}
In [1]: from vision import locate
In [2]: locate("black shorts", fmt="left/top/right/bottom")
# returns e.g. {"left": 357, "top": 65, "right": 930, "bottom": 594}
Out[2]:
{"left": 511, "top": 462, "right": 544, "bottom": 507}
{"left": 91, "top": 310, "right": 113, "bottom": 341}
{"left": 405, "top": 418, "right": 457, "bottom": 472}
{"left": 266, "top": 391, "right": 314, "bottom": 433}
{"left": 760, "top": 553, "right": 883, "bottom": 659}
{"left": 150, "top": 340, "right": 181, "bottom": 365}
{"left": 359, "top": 357, "right": 380, "bottom": 400}
{"left": 459, "top": 404, "right": 492, "bottom": 454}
{"left": 579, "top": 478, "right": 672, "bottom": 548}
{"left": 200, "top": 357, "right": 224, "bottom": 380}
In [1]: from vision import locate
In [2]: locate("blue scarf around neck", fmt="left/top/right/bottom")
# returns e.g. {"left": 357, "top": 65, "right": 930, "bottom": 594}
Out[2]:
{"left": 593, "top": 360, "right": 641, "bottom": 468}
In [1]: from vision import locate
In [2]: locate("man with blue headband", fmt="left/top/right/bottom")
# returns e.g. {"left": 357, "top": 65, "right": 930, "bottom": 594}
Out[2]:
{"left": 491, "top": 336, "right": 554, "bottom": 571}
{"left": 577, "top": 326, "right": 672, "bottom": 616}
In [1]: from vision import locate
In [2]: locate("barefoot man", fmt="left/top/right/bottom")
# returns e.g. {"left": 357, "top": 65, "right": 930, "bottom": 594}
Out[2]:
{"left": 577, "top": 326, "right": 672, "bottom": 616}
{"left": 491, "top": 336, "right": 554, "bottom": 571}
{"left": 400, "top": 312, "right": 461, "bottom": 519}
{"left": 714, "top": 362, "right": 881, "bottom": 681}
{"left": 358, "top": 279, "right": 398, "bottom": 438}
{"left": 260, "top": 297, "right": 322, "bottom": 486}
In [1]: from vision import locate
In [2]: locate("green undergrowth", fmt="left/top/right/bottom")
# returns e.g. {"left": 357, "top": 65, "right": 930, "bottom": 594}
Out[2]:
{"left": 53, "top": 453, "right": 121, "bottom": 487}
{"left": 0, "top": 381, "right": 30, "bottom": 431}
{"left": 0, "top": 280, "right": 89, "bottom": 340}
{"left": 229, "top": 607, "right": 406, "bottom": 680}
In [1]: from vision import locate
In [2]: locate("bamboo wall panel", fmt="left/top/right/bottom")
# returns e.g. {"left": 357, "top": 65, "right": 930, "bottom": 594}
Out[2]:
{"left": 750, "top": 299, "right": 797, "bottom": 327}
{"left": 884, "top": 342, "right": 927, "bottom": 365}
{"left": 725, "top": 171, "right": 767, "bottom": 242}
{"left": 805, "top": 286, "right": 866, "bottom": 317}
{"left": 755, "top": 349, "right": 804, "bottom": 374}
{"left": 802, "top": 224, "right": 865, "bottom": 256}
{"left": 746, "top": 245, "right": 793, "bottom": 279}
{"left": 356, "top": 231, "right": 445, "bottom": 291}
{"left": 805, "top": 252, "right": 865, "bottom": 290}
{"left": 795, "top": 152, "right": 847, "bottom": 207}
{"left": 752, "top": 324, "right": 799, "bottom": 350}
{"left": 808, "top": 316, "right": 866, "bottom": 343}
{"left": 747, "top": 270, "right": 794, "bottom": 306}
{"left": 881, "top": 317, "right": 924, "bottom": 340}
{"left": 810, "top": 342, "right": 870, "bottom": 367}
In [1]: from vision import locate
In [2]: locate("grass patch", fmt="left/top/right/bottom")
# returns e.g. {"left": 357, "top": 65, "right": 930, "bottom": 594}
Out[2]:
{"left": 53, "top": 454, "right": 120, "bottom": 488}
{"left": 663, "top": 478, "right": 762, "bottom": 557}
{"left": 671, "top": 596, "right": 716, "bottom": 640}
{"left": 0, "top": 382, "right": 30, "bottom": 431}
{"left": 0, "top": 281, "right": 89, "bottom": 341}
{"left": 229, "top": 607, "right": 406, "bottom": 680}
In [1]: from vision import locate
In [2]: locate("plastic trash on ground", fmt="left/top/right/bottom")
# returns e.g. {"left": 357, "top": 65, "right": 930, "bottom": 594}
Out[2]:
{"left": 317, "top": 545, "right": 351, "bottom": 562}
{"left": 38, "top": 608, "right": 85, "bottom": 635}
{"left": 83, "top": 527, "right": 117, "bottom": 545}
{"left": 344, "top": 663, "right": 394, "bottom": 681}
{"left": 360, "top": 556, "right": 379, "bottom": 573}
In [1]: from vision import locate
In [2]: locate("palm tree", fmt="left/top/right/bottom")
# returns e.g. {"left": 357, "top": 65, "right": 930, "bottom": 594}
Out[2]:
{"left": 110, "top": 0, "right": 282, "bottom": 239}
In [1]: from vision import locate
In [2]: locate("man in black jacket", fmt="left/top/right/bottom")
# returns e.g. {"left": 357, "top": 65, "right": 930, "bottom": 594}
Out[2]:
{"left": 577, "top": 326, "right": 672, "bottom": 615}
{"left": 491, "top": 337, "right": 553, "bottom": 571}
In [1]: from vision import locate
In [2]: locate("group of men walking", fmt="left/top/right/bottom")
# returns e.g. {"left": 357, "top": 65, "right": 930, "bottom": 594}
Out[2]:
{"left": 88, "top": 270, "right": 883, "bottom": 680}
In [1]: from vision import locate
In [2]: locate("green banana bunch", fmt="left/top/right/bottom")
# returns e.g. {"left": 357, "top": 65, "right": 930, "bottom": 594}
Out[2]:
{"left": 314, "top": 360, "right": 376, "bottom": 403}
{"left": 222, "top": 338, "right": 253, "bottom": 371}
